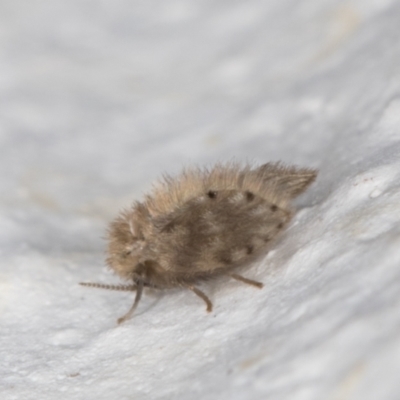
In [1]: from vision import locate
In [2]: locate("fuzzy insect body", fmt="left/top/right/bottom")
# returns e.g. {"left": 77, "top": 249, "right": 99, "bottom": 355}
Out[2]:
{"left": 81, "top": 162, "right": 317, "bottom": 323}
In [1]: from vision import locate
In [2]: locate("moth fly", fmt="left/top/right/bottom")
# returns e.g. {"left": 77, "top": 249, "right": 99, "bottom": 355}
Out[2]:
{"left": 80, "top": 162, "right": 317, "bottom": 323}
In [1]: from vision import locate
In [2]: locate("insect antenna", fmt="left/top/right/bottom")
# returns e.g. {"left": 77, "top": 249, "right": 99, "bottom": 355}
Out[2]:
{"left": 79, "top": 282, "right": 137, "bottom": 292}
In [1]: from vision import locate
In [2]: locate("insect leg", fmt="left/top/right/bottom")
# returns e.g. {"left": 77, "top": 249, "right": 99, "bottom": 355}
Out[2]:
{"left": 117, "top": 280, "right": 144, "bottom": 324}
{"left": 184, "top": 285, "right": 213, "bottom": 312}
{"left": 230, "top": 273, "right": 264, "bottom": 288}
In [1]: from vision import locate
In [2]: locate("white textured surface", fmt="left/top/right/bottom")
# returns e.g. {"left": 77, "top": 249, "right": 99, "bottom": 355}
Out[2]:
{"left": 1, "top": 1, "right": 400, "bottom": 399}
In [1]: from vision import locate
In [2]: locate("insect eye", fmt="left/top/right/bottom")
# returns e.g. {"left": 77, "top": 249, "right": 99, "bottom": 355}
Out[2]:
{"left": 122, "top": 250, "right": 132, "bottom": 258}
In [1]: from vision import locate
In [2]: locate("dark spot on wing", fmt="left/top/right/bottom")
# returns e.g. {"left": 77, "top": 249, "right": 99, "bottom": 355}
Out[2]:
{"left": 207, "top": 190, "right": 217, "bottom": 199}
{"left": 245, "top": 191, "right": 255, "bottom": 201}
{"left": 246, "top": 245, "right": 254, "bottom": 255}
